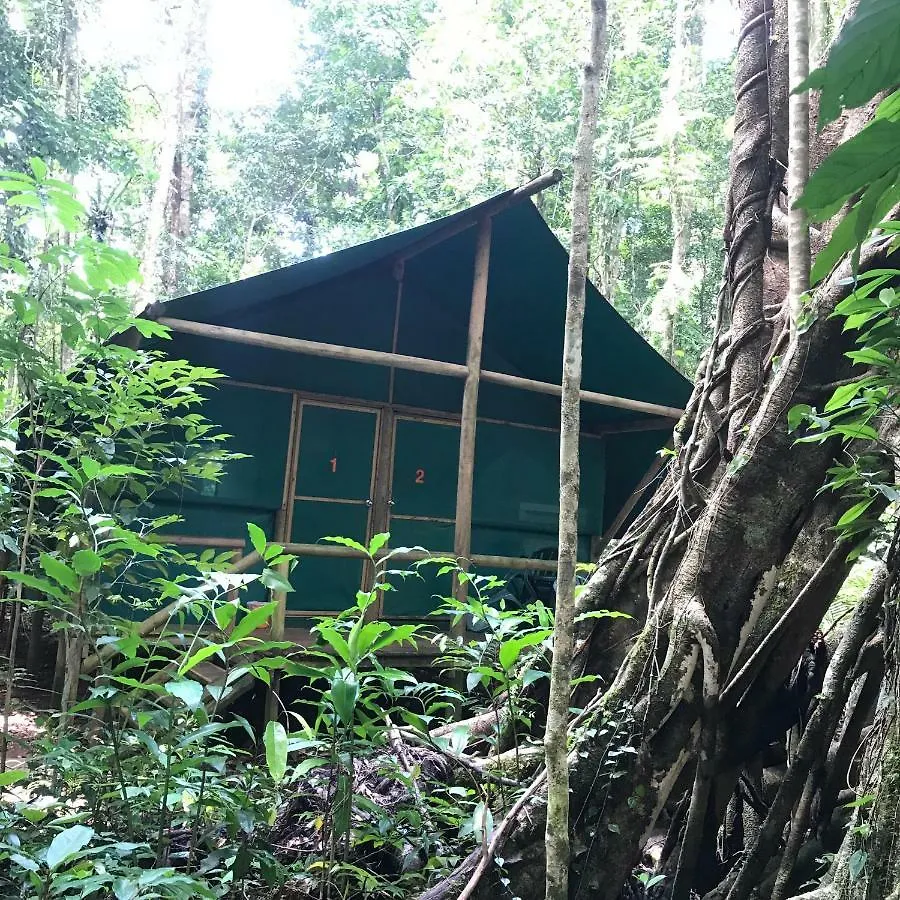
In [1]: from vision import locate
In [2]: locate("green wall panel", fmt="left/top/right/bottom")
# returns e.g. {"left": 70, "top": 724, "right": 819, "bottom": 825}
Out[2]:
{"left": 472, "top": 425, "right": 604, "bottom": 536}
{"left": 295, "top": 405, "right": 377, "bottom": 501}
{"left": 382, "top": 519, "right": 455, "bottom": 616}
{"left": 290, "top": 500, "right": 369, "bottom": 612}
{"left": 391, "top": 419, "right": 459, "bottom": 518}
{"left": 603, "top": 430, "right": 668, "bottom": 531}
{"left": 193, "top": 383, "right": 292, "bottom": 510}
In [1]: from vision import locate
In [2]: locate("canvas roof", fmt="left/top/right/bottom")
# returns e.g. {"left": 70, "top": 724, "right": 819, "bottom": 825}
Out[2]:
{"left": 147, "top": 187, "right": 691, "bottom": 432}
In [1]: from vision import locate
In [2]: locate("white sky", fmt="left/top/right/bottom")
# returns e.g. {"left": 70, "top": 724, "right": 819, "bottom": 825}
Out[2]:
{"left": 76, "top": 0, "right": 738, "bottom": 117}
{"left": 79, "top": 0, "right": 302, "bottom": 113}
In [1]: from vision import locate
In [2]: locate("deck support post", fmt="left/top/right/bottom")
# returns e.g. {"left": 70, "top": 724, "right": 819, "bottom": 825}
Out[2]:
{"left": 452, "top": 217, "right": 492, "bottom": 639}
{"left": 265, "top": 506, "right": 290, "bottom": 724}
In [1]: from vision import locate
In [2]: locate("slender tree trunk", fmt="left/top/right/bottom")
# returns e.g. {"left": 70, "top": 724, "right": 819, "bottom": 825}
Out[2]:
{"left": 57, "top": 0, "right": 80, "bottom": 119}
{"left": 787, "top": 0, "right": 811, "bottom": 337}
{"left": 141, "top": 0, "right": 211, "bottom": 302}
{"left": 545, "top": 4, "right": 607, "bottom": 899}
{"left": 650, "top": 0, "right": 705, "bottom": 363}
{"left": 725, "top": 0, "right": 773, "bottom": 448}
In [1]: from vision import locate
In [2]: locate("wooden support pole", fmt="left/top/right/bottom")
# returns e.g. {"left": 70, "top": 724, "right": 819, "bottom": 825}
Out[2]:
{"left": 157, "top": 317, "right": 468, "bottom": 379}
{"left": 276, "top": 542, "right": 564, "bottom": 573}
{"left": 153, "top": 534, "right": 246, "bottom": 549}
{"left": 155, "top": 317, "right": 685, "bottom": 420}
{"left": 452, "top": 216, "right": 492, "bottom": 634}
{"left": 265, "top": 511, "right": 290, "bottom": 724}
{"left": 478, "top": 370, "right": 685, "bottom": 420}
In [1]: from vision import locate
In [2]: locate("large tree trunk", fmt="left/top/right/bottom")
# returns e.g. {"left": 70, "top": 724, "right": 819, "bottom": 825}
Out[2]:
{"left": 418, "top": 3, "right": 895, "bottom": 899}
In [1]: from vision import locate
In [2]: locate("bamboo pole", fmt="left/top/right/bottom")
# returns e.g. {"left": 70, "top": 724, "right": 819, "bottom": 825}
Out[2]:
{"left": 156, "top": 316, "right": 468, "bottom": 379}
{"left": 153, "top": 534, "right": 246, "bottom": 549}
{"left": 479, "top": 370, "right": 685, "bottom": 419}
{"left": 452, "top": 217, "right": 492, "bottom": 634}
{"left": 156, "top": 317, "right": 685, "bottom": 420}
{"left": 276, "top": 542, "right": 564, "bottom": 573}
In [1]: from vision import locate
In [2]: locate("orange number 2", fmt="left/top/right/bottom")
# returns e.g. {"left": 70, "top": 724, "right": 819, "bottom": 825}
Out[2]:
{"left": 415, "top": 468, "right": 425, "bottom": 484}
{"left": 330, "top": 457, "right": 337, "bottom": 473}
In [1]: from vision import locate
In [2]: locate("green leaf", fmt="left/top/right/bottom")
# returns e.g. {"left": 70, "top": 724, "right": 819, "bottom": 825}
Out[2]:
{"left": 28, "top": 158, "right": 47, "bottom": 181}
{"left": 229, "top": 600, "right": 278, "bottom": 642}
{"left": 849, "top": 849, "right": 868, "bottom": 881}
{"left": 329, "top": 671, "right": 359, "bottom": 726}
{"left": 367, "top": 532, "right": 389, "bottom": 556}
{"left": 0, "top": 769, "right": 28, "bottom": 786}
{"left": 71, "top": 549, "right": 102, "bottom": 578}
{"left": 498, "top": 630, "right": 552, "bottom": 671}
{"left": 113, "top": 877, "right": 139, "bottom": 900}
{"left": 315, "top": 624, "right": 352, "bottom": 666}
{"left": 260, "top": 567, "right": 293, "bottom": 593}
{"left": 12, "top": 294, "right": 37, "bottom": 325}
{"left": 294, "top": 756, "right": 329, "bottom": 777}
{"left": 837, "top": 498, "right": 875, "bottom": 529}
{"left": 322, "top": 535, "right": 368, "bottom": 556}
{"left": 825, "top": 381, "right": 866, "bottom": 413}
{"left": 800, "top": 0, "right": 900, "bottom": 126}
{"left": 10, "top": 853, "right": 39, "bottom": 872}
{"left": 264, "top": 720, "right": 288, "bottom": 782}
{"left": 178, "top": 642, "right": 225, "bottom": 676}
{"left": 843, "top": 792, "right": 876, "bottom": 808}
{"left": 0, "top": 571, "right": 64, "bottom": 600}
{"left": 788, "top": 404, "right": 813, "bottom": 433}
{"left": 812, "top": 169, "right": 900, "bottom": 285}
{"left": 214, "top": 601, "right": 238, "bottom": 630}
{"left": 40, "top": 554, "right": 79, "bottom": 592}
{"left": 799, "top": 120, "right": 900, "bottom": 219}
{"left": 46, "top": 824, "right": 94, "bottom": 871}
{"left": 80, "top": 456, "right": 101, "bottom": 481}
{"left": 164, "top": 679, "right": 204, "bottom": 710}
{"left": 247, "top": 522, "right": 267, "bottom": 556}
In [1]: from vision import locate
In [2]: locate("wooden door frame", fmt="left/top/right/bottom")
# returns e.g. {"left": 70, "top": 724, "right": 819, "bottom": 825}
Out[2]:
{"left": 284, "top": 397, "right": 381, "bottom": 616}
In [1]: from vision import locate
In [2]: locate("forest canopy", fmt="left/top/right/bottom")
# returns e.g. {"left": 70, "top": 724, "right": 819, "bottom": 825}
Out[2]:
{"left": 5, "top": 2, "right": 900, "bottom": 900}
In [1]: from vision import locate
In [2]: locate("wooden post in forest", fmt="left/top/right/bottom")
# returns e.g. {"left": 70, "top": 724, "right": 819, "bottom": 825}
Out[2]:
{"left": 545, "top": 2, "right": 607, "bottom": 899}
{"left": 452, "top": 217, "right": 493, "bottom": 635}
{"left": 265, "top": 508, "right": 289, "bottom": 724}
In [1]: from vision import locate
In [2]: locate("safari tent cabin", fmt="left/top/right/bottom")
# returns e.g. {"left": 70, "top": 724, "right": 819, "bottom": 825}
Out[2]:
{"left": 137, "top": 173, "right": 691, "bottom": 628}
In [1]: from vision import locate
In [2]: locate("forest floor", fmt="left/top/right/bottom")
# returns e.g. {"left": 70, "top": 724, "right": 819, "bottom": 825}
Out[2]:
{"left": 1, "top": 707, "right": 42, "bottom": 769}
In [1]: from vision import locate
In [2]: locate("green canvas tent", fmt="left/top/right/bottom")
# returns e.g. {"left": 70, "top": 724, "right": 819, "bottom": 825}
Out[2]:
{"left": 138, "top": 173, "right": 690, "bottom": 627}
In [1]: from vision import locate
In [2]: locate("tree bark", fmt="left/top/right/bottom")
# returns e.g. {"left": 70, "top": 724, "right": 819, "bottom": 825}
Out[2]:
{"left": 545, "top": 4, "right": 607, "bottom": 899}
{"left": 725, "top": 0, "right": 774, "bottom": 448}
{"left": 787, "top": 0, "right": 811, "bottom": 337}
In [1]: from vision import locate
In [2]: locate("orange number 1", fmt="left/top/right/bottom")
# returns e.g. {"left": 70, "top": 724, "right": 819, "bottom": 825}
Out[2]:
{"left": 330, "top": 457, "right": 337, "bottom": 473}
